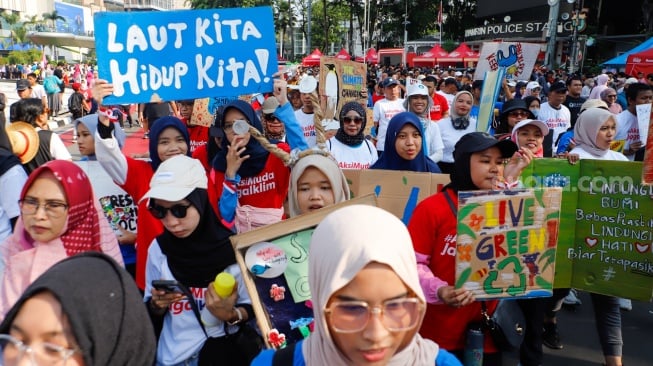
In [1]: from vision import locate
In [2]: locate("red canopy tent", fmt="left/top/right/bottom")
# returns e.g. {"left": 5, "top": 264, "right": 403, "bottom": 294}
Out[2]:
{"left": 438, "top": 42, "right": 479, "bottom": 64}
{"left": 355, "top": 48, "right": 379, "bottom": 64}
{"left": 336, "top": 48, "right": 351, "bottom": 60}
{"left": 625, "top": 48, "right": 653, "bottom": 77}
{"left": 302, "top": 48, "right": 323, "bottom": 66}
{"left": 412, "top": 44, "right": 450, "bottom": 67}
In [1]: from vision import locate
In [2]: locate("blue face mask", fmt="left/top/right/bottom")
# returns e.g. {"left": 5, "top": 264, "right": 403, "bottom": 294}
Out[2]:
{"left": 530, "top": 108, "right": 540, "bottom": 118}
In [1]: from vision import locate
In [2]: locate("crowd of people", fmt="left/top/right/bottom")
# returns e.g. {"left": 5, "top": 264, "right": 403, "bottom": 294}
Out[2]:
{"left": 0, "top": 57, "right": 648, "bottom": 366}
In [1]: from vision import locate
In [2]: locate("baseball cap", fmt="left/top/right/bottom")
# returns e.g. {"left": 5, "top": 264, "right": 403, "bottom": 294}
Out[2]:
{"left": 453, "top": 132, "right": 518, "bottom": 161}
{"left": 454, "top": 71, "right": 463, "bottom": 77}
{"left": 549, "top": 81, "right": 568, "bottom": 93}
{"left": 625, "top": 77, "right": 639, "bottom": 85}
{"left": 417, "top": 74, "right": 426, "bottom": 80}
{"left": 526, "top": 81, "right": 541, "bottom": 90}
{"left": 16, "top": 79, "right": 30, "bottom": 91}
{"left": 405, "top": 82, "right": 429, "bottom": 97}
{"left": 299, "top": 76, "right": 318, "bottom": 93}
{"left": 382, "top": 77, "right": 399, "bottom": 88}
{"left": 512, "top": 119, "right": 549, "bottom": 137}
{"left": 261, "top": 97, "right": 280, "bottom": 114}
{"left": 140, "top": 155, "right": 207, "bottom": 203}
{"left": 579, "top": 99, "right": 609, "bottom": 113}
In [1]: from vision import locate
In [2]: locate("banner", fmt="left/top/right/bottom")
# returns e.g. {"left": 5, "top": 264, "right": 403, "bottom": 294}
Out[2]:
{"left": 476, "top": 68, "right": 505, "bottom": 133}
{"left": 318, "top": 57, "right": 367, "bottom": 125}
{"left": 94, "top": 7, "right": 278, "bottom": 104}
{"left": 454, "top": 188, "right": 562, "bottom": 300}
{"left": 523, "top": 159, "right": 653, "bottom": 301}
{"left": 474, "top": 42, "right": 541, "bottom": 81}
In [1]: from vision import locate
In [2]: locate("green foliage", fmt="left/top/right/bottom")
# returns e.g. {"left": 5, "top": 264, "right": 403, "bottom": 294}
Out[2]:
{"left": 6, "top": 50, "right": 38, "bottom": 65}
{"left": 442, "top": 38, "right": 456, "bottom": 53}
{"left": 186, "top": 0, "right": 272, "bottom": 8}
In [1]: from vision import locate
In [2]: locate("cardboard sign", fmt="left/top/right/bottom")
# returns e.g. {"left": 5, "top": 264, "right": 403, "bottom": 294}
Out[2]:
{"left": 94, "top": 7, "right": 278, "bottom": 104}
{"left": 476, "top": 68, "right": 505, "bottom": 133}
{"left": 342, "top": 169, "right": 450, "bottom": 224}
{"left": 232, "top": 195, "right": 377, "bottom": 348}
{"left": 318, "top": 57, "right": 367, "bottom": 124}
{"left": 523, "top": 159, "right": 653, "bottom": 301}
{"left": 189, "top": 96, "right": 239, "bottom": 127}
{"left": 635, "top": 103, "right": 651, "bottom": 142}
{"left": 474, "top": 42, "right": 541, "bottom": 81}
{"left": 454, "top": 188, "right": 562, "bottom": 300}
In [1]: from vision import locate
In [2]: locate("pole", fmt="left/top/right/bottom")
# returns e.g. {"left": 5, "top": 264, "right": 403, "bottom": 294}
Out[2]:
{"left": 307, "top": 1, "right": 312, "bottom": 54}
{"left": 544, "top": 0, "right": 560, "bottom": 70}
{"left": 568, "top": 1, "right": 579, "bottom": 74}
{"left": 403, "top": 0, "right": 409, "bottom": 66}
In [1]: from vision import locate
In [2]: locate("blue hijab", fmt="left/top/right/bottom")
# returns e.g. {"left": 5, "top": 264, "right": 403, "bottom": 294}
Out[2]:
{"left": 75, "top": 114, "right": 126, "bottom": 160}
{"left": 370, "top": 112, "right": 441, "bottom": 173}
{"left": 212, "top": 100, "right": 270, "bottom": 178}
{"left": 148, "top": 116, "right": 191, "bottom": 170}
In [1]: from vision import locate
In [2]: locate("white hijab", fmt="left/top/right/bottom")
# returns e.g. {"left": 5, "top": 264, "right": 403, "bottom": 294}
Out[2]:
{"left": 303, "top": 205, "right": 439, "bottom": 365}
{"left": 288, "top": 154, "right": 350, "bottom": 217}
{"left": 574, "top": 107, "right": 614, "bottom": 157}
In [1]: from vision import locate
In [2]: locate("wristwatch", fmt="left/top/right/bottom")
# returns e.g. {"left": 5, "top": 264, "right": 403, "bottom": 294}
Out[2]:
{"left": 227, "top": 307, "right": 243, "bottom": 326}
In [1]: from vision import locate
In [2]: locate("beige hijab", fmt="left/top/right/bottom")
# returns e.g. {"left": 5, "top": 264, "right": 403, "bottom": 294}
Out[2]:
{"left": 574, "top": 107, "right": 614, "bottom": 157}
{"left": 303, "top": 205, "right": 439, "bottom": 365}
{"left": 288, "top": 154, "right": 350, "bottom": 217}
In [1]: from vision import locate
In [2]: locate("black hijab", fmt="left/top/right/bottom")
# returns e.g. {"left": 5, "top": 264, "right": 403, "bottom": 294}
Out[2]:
{"left": 156, "top": 188, "right": 236, "bottom": 288}
{"left": 212, "top": 100, "right": 270, "bottom": 178}
{"left": 335, "top": 101, "right": 367, "bottom": 146}
{"left": 0, "top": 252, "right": 156, "bottom": 366}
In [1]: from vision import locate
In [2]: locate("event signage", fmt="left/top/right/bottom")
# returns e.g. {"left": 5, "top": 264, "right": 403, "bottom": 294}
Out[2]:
{"left": 465, "top": 19, "right": 586, "bottom": 41}
{"left": 94, "top": 7, "right": 278, "bottom": 104}
{"left": 474, "top": 42, "right": 541, "bottom": 81}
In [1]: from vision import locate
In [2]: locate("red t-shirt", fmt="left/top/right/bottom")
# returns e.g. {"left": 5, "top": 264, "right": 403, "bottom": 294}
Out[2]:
{"left": 429, "top": 93, "right": 449, "bottom": 121}
{"left": 192, "top": 143, "right": 210, "bottom": 173}
{"left": 372, "top": 93, "right": 385, "bottom": 105}
{"left": 408, "top": 189, "right": 498, "bottom": 352}
{"left": 121, "top": 158, "right": 164, "bottom": 290}
{"left": 185, "top": 122, "right": 209, "bottom": 154}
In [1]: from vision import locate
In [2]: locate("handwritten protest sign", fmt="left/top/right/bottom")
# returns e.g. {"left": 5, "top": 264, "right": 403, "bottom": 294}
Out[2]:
{"left": 318, "top": 57, "right": 366, "bottom": 124}
{"left": 474, "top": 42, "right": 541, "bottom": 81}
{"left": 522, "top": 159, "right": 653, "bottom": 301}
{"left": 644, "top": 121, "right": 653, "bottom": 184}
{"left": 189, "top": 96, "right": 238, "bottom": 127}
{"left": 454, "top": 189, "right": 562, "bottom": 300}
{"left": 94, "top": 7, "right": 278, "bottom": 104}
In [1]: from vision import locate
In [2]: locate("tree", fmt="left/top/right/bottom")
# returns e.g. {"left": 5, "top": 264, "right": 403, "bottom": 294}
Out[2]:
{"left": 23, "top": 15, "right": 44, "bottom": 32}
{"left": 1, "top": 12, "right": 20, "bottom": 48}
{"left": 186, "top": 0, "right": 273, "bottom": 8}
{"left": 42, "top": 10, "right": 64, "bottom": 31}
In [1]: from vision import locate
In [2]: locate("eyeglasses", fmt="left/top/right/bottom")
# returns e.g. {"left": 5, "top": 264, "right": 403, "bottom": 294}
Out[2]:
{"left": 148, "top": 203, "right": 191, "bottom": 219}
{"left": 19, "top": 198, "right": 68, "bottom": 218}
{"left": 508, "top": 110, "right": 529, "bottom": 118}
{"left": 263, "top": 114, "right": 279, "bottom": 122}
{"left": 342, "top": 116, "right": 363, "bottom": 124}
{"left": 0, "top": 334, "right": 80, "bottom": 365}
{"left": 606, "top": 95, "right": 617, "bottom": 98}
{"left": 324, "top": 297, "right": 423, "bottom": 333}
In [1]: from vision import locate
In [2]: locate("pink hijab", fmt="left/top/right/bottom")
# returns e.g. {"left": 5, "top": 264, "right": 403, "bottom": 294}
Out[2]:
{"left": 1, "top": 160, "right": 122, "bottom": 316}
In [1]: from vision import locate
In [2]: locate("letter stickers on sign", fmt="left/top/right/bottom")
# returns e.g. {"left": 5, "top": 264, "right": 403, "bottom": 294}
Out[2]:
{"left": 93, "top": 7, "right": 278, "bottom": 104}
{"left": 454, "top": 188, "right": 562, "bottom": 300}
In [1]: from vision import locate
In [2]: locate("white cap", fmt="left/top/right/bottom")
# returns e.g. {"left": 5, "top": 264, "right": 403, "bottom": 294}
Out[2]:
{"left": 512, "top": 119, "right": 549, "bottom": 136}
{"left": 299, "top": 76, "right": 318, "bottom": 93}
{"left": 625, "top": 77, "right": 639, "bottom": 85}
{"left": 526, "top": 81, "right": 541, "bottom": 90}
{"left": 454, "top": 71, "right": 463, "bottom": 77}
{"left": 417, "top": 74, "right": 426, "bottom": 80}
{"left": 140, "top": 155, "right": 207, "bottom": 203}
{"left": 405, "top": 82, "right": 429, "bottom": 97}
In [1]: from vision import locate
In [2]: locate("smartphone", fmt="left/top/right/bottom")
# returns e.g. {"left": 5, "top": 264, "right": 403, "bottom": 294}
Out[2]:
{"left": 152, "top": 280, "right": 188, "bottom": 294}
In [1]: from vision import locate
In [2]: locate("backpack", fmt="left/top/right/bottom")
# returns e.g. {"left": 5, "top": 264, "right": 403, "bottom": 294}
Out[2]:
{"left": 68, "top": 92, "right": 84, "bottom": 114}
{"left": 43, "top": 76, "right": 60, "bottom": 94}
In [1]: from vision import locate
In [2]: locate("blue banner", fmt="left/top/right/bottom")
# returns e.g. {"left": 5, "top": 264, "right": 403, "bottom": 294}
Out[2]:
{"left": 94, "top": 7, "right": 278, "bottom": 104}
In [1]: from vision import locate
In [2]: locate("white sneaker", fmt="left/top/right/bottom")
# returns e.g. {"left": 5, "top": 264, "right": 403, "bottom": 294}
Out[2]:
{"left": 563, "top": 289, "right": 582, "bottom": 305}
{"left": 619, "top": 298, "right": 632, "bottom": 311}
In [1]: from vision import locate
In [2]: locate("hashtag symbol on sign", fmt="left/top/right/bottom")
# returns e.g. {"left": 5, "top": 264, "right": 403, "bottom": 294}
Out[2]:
{"left": 602, "top": 267, "right": 616, "bottom": 281}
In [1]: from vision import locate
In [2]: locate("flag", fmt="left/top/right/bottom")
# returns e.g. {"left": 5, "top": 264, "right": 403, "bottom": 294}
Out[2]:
{"left": 437, "top": 1, "right": 443, "bottom": 25}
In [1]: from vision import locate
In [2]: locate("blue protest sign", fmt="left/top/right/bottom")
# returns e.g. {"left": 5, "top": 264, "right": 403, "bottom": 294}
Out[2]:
{"left": 94, "top": 7, "right": 278, "bottom": 104}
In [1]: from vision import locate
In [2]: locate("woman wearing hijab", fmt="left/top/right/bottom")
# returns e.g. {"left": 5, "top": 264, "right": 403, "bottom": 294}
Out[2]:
{"left": 211, "top": 95, "right": 307, "bottom": 233}
{"left": 403, "top": 83, "right": 444, "bottom": 163}
{"left": 589, "top": 74, "right": 610, "bottom": 100}
{"left": 494, "top": 99, "right": 535, "bottom": 139}
{"left": 510, "top": 119, "right": 549, "bottom": 158}
{"left": 408, "top": 132, "right": 533, "bottom": 365}
{"left": 253, "top": 205, "right": 462, "bottom": 366}
{"left": 143, "top": 155, "right": 254, "bottom": 366}
{"left": 370, "top": 112, "right": 441, "bottom": 173}
{"left": 93, "top": 80, "right": 192, "bottom": 290}
{"left": 0, "top": 160, "right": 123, "bottom": 316}
{"left": 0, "top": 252, "right": 156, "bottom": 366}
{"left": 327, "top": 101, "right": 378, "bottom": 169}
{"left": 75, "top": 114, "right": 137, "bottom": 277}
{"left": 288, "top": 154, "right": 350, "bottom": 217}
{"left": 433, "top": 91, "right": 477, "bottom": 174}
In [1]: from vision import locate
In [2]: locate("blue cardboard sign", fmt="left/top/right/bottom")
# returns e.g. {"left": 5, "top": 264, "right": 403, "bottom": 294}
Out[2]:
{"left": 94, "top": 7, "right": 278, "bottom": 104}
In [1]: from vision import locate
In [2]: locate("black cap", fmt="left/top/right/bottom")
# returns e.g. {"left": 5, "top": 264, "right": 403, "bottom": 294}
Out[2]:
{"left": 549, "top": 81, "right": 568, "bottom": 93}
{"left": 453, "top": 132, "right": 518, "bottom": 161}
{"left": 382, "top": 77, "right": 399, "bottom": 88}
{"left": 16, "top": 79, "right": 30, "bottom": 91}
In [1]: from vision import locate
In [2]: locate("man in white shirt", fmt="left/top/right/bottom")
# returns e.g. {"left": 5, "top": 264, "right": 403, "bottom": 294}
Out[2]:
{"left": 294, "top": 76, "right": 318, "bottom": 147}
{"left": 436, "top": 77, "right": 459, "bottom": 110}
{"left": 26, "top": 72, "right": 47, "bottom": 109}
{"left": 615, "top": 83, "right": 652, "bottom": 161}
{"left": 538, "top": 81, "right": 571, "bottom": 157}
{"left": 373, "top": 77, "right": 405, "bottom": 156}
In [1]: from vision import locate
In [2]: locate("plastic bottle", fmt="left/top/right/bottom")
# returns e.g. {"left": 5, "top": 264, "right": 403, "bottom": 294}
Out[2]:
{"left": 201, "top": 272, "right": 236, "bottom": 326}
{"left": 463, "top": 328, "right": 484, "bottom": 366}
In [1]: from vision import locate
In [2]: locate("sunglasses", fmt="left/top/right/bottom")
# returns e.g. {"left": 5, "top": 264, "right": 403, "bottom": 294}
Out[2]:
{"left": 148, "top": 203, "right": 191, "bottom": 219}
{"left": 508, "top": 110, "right": 529, "bottom": 118}
{"left": 343, "top": 116, "right": 363, "bottom": 124}
{"left": 263, "top": 114, "right": 279, "bottom": 121}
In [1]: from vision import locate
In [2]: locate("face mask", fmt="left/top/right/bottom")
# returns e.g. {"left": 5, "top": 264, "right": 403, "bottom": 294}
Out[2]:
{"left": 530, "top": 108, "right": 540, "bottom": 118}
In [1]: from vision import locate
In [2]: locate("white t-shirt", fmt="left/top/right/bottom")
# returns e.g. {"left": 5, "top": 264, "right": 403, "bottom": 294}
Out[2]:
{"left": 421, "top": 118, "right": 445, "bottom": 163}
{"left": 437, "top": 90, "right": 456, "bottom": 110}
{"left": 372, "top": 98, "right": 405, "bottom": 151}
{"left": 538, "top": 102, "right": 571, "bottom": 152}
{"left": 145, "top": 242, "right": 251, "bottom": 365}
{"left": 31, "top": 84, "right": 46, "bottom": 100}
{"left": 327, "top": 137, "right": 378, "bottom": 169}
{"left": 438, "top": 116, "right": 478, "bottom": 163}
{"left": 0, "top": 164, "right": 26, "bottom": 268}
{"left": 294, "top": 109, "right": 317, "bottom": 148}
{"left": 615, "top": 110, "right": 639, "bottom": 161}
{"left": 569, "top": 146, "right": 629, "bottom": 161}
